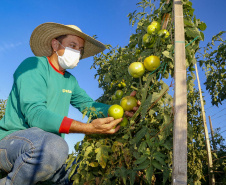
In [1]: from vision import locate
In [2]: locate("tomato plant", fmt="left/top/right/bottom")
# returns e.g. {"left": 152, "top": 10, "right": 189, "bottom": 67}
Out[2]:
{"left": 67, "top": 0, "right": 226, "bottom": 184}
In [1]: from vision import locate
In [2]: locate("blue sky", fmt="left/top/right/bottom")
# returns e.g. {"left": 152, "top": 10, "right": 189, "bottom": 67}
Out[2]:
{"left": 0, "top": 0, "right": 225, "bottom": 153}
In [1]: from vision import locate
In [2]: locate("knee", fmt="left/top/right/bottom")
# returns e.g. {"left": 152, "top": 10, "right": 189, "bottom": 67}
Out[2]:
{"left": 40, "top": 134, "right": 69, "bottom": 168}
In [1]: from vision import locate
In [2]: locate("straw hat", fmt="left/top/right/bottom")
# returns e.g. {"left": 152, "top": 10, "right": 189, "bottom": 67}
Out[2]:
{"left": 30, "top": 22, "right": 106, "bottom": 59}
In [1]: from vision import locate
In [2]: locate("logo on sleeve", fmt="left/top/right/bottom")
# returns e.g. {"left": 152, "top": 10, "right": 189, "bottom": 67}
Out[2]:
{"left": 62, "top": 89, "right": 72, "bottom": 93}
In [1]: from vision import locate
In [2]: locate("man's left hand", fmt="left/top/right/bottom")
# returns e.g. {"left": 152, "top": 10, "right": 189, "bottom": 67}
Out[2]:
{"left": 124, "top": 91, "right": 141, "bottom": 117}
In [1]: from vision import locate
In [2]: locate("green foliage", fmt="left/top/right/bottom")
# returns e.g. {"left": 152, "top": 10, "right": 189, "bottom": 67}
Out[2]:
{"left": 0, "top": 99, "right": 7, "bottom": 179}
{"left": 66, "top": 0, "right": 226, "bottom": 184}
{"left": 210, "top": 128, "right": 226, "bottom": 184}
{"left": 197, "top": 31, "right": 226, "bottom": 107}
{"left": 0, "top": 99, "right": 7, "bottom": 120}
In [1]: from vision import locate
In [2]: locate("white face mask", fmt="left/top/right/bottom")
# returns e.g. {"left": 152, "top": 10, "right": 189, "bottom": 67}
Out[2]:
{"left": 56, "top": 43, "right": 81, "bottom": 69}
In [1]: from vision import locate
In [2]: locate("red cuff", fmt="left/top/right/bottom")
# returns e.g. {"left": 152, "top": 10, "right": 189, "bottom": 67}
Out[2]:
{"left": 59, "top": 117, "right": 73, "bottom": 134}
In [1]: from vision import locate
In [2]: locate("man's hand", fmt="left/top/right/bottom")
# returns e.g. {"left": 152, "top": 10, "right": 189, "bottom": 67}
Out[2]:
{"left": 89, "top": 117, "right": 122, "bottom": 134}
{"left": 69, "top": 117, "right": 122, "bottom": 134}
{"left": 124, "top": 91, "right": 141, "bottom": 117}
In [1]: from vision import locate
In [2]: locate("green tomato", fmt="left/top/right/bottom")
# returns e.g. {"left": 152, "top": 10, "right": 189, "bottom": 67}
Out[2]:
{"left": 135, "top": 49, "right": 141, "bottom": 55}
{"left": 142, "top": 33, "right": 150, "bottom": 44}
{"left": 111, "top": 95, "right": 117, "bottom": 101}
{"left": 158, "top": 29, "right": 170, "bottom": 38}
{"left": 144, "top": 55, "right": 161, "bottom": 71}
{"left": 120, "top": 96, "right": 137, "bottom": 111}
{"left": 151, "top": 21, "right": 161, "bottom": 28}
{"left": 120, "top": 117, "right": 128, "bottom": 127}
{"left": 128, "top": 62, "right": 145, "bottom": 78}
{"left": 115, "top": 90, "right": 124, "bottom": 99}
{"left": 147, "top": 21, "right": 160, "bottom": 34}
{"left": 121, "top": 82, "right": 126, "bottom": 87}
{"left": 142, "top": 33, "right": 155, "bottom": 46}
{"left": 108, "top": 104, "right": 124, "bottom": 119}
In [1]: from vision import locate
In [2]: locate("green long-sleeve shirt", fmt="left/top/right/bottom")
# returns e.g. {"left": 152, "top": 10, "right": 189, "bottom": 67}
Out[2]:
{"left": 0, "top": 56, "right": 110, "bottom": 140}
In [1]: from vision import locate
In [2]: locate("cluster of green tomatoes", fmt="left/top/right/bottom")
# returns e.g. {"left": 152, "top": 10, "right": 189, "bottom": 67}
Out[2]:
{"left": 128, "top": 21, "right": 170, "bottom": 79}
{"left": 107, "top": 21, "right": 170, "bottom": 127}
{"left": 108, "top": 89, "right": 137, "bottom": 127}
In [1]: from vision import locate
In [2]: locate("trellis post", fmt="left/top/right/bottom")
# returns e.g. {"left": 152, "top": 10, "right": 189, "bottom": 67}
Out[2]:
{"left": 195, "top": 64, "right": 215, "bottom": 185}
{"left": 172, "top": 0, "right": 187, "bottom": 184}
{"left": 209, "top": 116, "right": 217, "bottom": 152}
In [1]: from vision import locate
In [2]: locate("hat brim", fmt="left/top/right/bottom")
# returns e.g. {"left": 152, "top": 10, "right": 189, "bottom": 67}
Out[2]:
{"left": 30, "top": 22, "right": 106, "bottom": 59}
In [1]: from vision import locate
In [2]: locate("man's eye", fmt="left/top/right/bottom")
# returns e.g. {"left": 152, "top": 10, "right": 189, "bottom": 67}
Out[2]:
{"left": 70, "top": 44, "right": 76, "bottom": 48}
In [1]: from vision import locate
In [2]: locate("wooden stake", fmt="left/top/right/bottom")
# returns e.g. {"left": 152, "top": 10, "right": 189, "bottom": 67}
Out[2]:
{"left": 161, "top": 0, "right": 170, "bottom": 30}
{"left": 172, "top": 0, "right": 187, "bottom": 184}
{"left": 195, "top": 64, "right": 215, "bottom": 185}
{"left": 209, "top": 116, "right": 217, "bottom": 152}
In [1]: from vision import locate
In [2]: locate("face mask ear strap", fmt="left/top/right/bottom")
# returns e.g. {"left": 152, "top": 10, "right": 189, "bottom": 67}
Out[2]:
{"left": 55, "top": 51, "right": 59, "bottom": 56}
{"left": 57, "top": 41, "right": 65, "bottom": 49}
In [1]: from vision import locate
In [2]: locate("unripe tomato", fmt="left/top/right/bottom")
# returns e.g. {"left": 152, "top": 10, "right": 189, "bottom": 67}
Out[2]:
{"left": 121, "top": 82, "right": 126, "bottom": 87}
{"left": 128, "top": 62, "right": 145, "bottom": 78}
{"left": 117, "top": 83, "right": 122, "bottom": 88}
{"left": 151, "top": 21, "right": 161, "bottom": 27}
{"left": 142, "top": 33, "right": 154, "bottom": 47}
{"left": 110, "top": 82, "right": 114, "bottom": 88}
{"left": 158, "top": 29, "right": 170, "bottom": 38}
{"left": 120, "top": 117, "right": 128, "bottom": 127}
{"left": 142, "top": 33, "right": 150, "bottom": 44}
{"left": 120, "top": 96, "right": 137, "bottom": 111}
{"left": 147, "top": 21, "right": 160, "bottom": 34}
{"left": 135, "top": 49, "right": 141, "bottom": 55}
{"left": 144, "top": 55, "right": 161, "bottom": 71}
{"left": 108, "top": 105, "right": 124, "bottom": 119}
{"left": 111, "top": 95, "right": 117, "bottom": 101}
{"left": 115, "top": 90, "right": 123, "bottom": 99}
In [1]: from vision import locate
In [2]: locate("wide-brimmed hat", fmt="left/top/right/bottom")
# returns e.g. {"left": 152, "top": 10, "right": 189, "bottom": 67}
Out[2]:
{"left": 30, "top": 22, "right": 106, "bottom": 59}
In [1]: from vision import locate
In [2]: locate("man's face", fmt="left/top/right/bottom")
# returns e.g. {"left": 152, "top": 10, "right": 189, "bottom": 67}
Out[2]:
{"left": 56, "top": 35, "right": 85, "bottom": 57}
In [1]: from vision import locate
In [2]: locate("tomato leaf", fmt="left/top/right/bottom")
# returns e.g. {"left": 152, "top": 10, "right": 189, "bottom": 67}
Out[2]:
{"left": 136, "top": 160, "right": 150, "bottom": 170}
{"left": 95, "top": 145, "right": 110, "bottom": 168}
{"left": 185, "top": 27, "right": 201, "bottom": 39}
{"left": 74, "top": 141, "right": 80, "bottom": 152}
{"left": 152, "top": 160, "right": 163, "bottom": 170}
{"left": 134, "top": 155, "right": 148, "bottom": 164}
{"left": 132, "top": 126, "right": 148, "bottom": 144}
{"left": 145, "top": 165, "right": 154, "bottom": 184}
{"left": 153, "top": 152, "right": 166, "bottom": 166}
{"left": 198, "top": 22, "right": 207, "bottom": 31}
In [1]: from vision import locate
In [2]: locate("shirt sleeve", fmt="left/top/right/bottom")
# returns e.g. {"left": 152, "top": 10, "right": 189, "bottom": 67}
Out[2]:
{"left": 14, "top": 57, "right": 64, "bottom": 134}
{"left": 59, "top": 117, "right": 73, "bottom": 134}
{"left": 70, "top": 78, "right": 110, "bottom": 119}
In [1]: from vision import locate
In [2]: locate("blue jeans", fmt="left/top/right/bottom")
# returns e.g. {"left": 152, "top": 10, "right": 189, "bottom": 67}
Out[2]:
{"left": 0, "top": 127, "right": 71, "bottom": 185}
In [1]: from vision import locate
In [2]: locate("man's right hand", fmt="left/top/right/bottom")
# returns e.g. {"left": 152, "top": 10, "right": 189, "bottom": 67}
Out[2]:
{"left": 69, "top": 117, "right": 122, "bottom": 134}
{"left": 89, "top": 117, "right": 122, "bottom": 134}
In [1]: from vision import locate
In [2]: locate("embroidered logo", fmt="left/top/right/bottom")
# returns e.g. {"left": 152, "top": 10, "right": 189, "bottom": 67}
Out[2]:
{"left": 62, "top": 89, "right": 72, "bottom": 93}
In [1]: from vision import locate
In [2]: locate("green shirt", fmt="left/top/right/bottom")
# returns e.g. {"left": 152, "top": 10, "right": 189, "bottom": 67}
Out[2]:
{"left": 0, "top": 56, "right": 110, "bottom": 140}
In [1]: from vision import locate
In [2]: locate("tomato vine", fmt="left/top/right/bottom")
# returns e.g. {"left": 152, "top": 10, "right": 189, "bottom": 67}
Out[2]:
{"left": 66, "top": 0, "right": 218, "bottom": 184}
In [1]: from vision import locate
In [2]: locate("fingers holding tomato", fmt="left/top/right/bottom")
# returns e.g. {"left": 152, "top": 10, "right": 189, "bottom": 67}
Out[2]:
{"left": 120, "top": 93, "right": 141, "bottom": 118}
